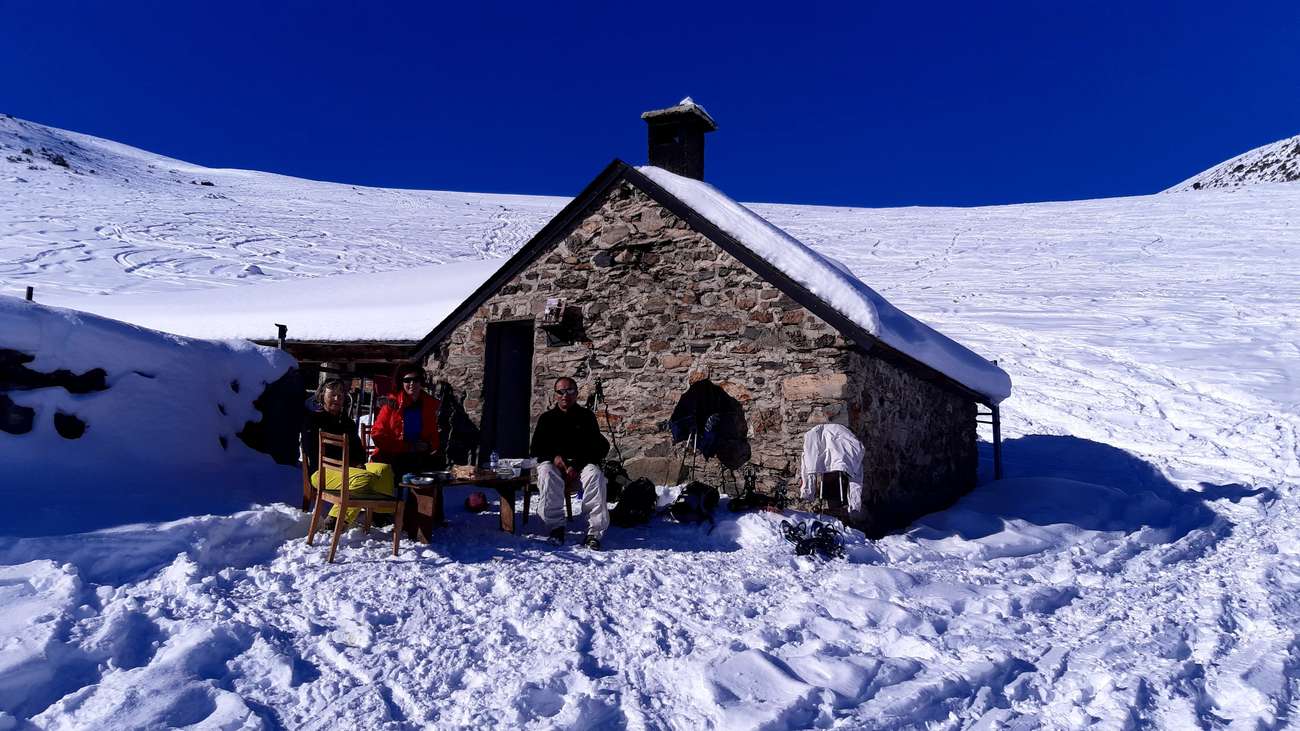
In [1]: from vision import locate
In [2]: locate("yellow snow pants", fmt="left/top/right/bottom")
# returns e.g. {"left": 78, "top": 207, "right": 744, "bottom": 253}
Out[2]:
{"left": 310, "top": 462, "right": 397, "bottom": 523}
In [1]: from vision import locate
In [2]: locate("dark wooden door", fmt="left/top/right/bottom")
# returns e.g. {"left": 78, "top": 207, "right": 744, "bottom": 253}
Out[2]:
{"left": 481, "top": 320, "right": 535, "bottom": 459}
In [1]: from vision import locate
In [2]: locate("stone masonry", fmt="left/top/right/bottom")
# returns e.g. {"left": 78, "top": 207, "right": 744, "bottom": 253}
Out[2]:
{"left": 423, "top": 181, "right": 976, "bottom": 533}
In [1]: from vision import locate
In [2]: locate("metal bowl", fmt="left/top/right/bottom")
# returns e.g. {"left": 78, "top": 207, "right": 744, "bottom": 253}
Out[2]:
{"left": 404, "top": 470, "right": 453, "bottom": 485}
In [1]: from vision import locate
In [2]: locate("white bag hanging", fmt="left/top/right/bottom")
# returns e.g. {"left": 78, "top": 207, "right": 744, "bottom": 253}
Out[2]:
{"left": 798, "top": 423, "right": 865, "bottom": 513}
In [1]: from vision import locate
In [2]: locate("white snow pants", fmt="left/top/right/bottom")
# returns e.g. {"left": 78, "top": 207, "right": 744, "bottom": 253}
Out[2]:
{"left": 536, "top": 462, "right": 609, "bottom": 539}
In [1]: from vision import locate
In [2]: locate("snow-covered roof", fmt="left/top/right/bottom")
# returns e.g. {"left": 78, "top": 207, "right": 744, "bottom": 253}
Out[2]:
{"left": 637, "top": 166, "right": 1012, "bottom": 403}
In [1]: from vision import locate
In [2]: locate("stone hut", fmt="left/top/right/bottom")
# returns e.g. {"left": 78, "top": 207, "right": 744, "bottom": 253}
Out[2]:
{"left": 413, "top": 100, "right": 1011, "bottom": 533}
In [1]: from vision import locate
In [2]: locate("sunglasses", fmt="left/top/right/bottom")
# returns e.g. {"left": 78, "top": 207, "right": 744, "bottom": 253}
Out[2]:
{"left": 401, "top": 376, "right": 424, "bottom": 384}
{"left": 555, "top": 387, "right": 577, "bottom": 395}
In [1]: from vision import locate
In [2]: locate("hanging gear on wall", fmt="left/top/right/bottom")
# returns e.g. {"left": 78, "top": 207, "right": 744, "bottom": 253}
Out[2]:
{"left": 666, "top": 379, "right": 751, "bottom": 483}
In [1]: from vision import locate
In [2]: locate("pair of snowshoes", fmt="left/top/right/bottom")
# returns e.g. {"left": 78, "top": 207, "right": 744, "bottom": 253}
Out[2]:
{"left": 781, "top": 519, "right": 845, "bottom": 559}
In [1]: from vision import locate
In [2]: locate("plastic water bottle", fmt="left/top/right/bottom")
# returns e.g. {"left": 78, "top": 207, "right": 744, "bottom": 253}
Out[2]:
{"left": 489, "top": 450, "right": 499, "bottom": 470}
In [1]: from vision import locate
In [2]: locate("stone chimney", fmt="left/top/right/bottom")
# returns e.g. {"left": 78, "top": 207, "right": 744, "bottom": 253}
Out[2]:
{"left": 641, "top": 97, "right": 717, "bottom": 180}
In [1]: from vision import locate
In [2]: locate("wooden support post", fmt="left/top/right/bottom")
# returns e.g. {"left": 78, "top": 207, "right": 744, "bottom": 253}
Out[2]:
{"left": 992, "top": 404, "right": 1003, "bottom": 480}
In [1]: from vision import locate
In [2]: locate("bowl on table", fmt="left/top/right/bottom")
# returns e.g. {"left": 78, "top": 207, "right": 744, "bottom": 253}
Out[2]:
{"left": 403, "top": 471, "right": 452, "bottom": 486}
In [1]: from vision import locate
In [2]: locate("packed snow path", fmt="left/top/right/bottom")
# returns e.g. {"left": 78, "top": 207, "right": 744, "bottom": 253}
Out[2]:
{"left": 2, "top": 117, "right": 1300, "bottom": 727}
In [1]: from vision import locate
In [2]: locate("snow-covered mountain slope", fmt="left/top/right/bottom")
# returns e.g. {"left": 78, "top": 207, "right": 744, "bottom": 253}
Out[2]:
{"left": 2, "top": 117, "right": 1299, "bottom": 728}
{"left": 0, "top": 114, "right": 565, "bottom": 297}
{"left": 1167, "top": 132, "right": 1300, "bottom": 191}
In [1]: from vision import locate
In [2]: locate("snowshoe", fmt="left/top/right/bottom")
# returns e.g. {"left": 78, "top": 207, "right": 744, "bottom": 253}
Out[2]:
{"left": 781, "top": 519, "right": 845, "bottom": 559}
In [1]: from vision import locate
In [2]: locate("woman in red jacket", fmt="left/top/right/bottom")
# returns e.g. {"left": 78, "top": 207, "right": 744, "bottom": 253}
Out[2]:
{"left": 371, "top": 361, "right": 442, "bottom": 477}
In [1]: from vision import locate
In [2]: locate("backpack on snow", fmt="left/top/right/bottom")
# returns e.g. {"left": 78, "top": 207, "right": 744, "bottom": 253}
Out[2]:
{"left": 669, "top": 481, "right": 720, "bottom": 524}
{"left": 610, "top": 478, "right": 658, "bottom": 527}
{"left": 603, "top": 460, "right": 630, "bottom": 503}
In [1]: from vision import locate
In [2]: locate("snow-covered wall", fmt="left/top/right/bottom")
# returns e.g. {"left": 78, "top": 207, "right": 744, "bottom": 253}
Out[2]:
{"left": 0, "top": 296, "right": 300, "bottom": 536}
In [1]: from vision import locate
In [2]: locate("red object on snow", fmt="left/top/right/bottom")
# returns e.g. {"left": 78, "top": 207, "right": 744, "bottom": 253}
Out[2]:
{"left": 464, "top": 491, "right": 489, "bottom": 513}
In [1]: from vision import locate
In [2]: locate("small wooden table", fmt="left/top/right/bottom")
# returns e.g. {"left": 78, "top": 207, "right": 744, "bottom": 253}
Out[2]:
{"left": 401, "top": 475, "right": 532, "bottom": 542}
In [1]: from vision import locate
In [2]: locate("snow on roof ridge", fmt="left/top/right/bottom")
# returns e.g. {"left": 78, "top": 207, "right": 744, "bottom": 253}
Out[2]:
{"left": 636, "top": 165, "right": 1012, "bottom": 403}
{"left": 640, "top": 98, "right": 718, "bottom": 129}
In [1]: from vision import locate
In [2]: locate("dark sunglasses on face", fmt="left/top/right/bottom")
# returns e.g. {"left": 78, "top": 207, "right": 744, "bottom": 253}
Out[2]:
{"left": 402, "top": 376, "right": 424, "bottom": 384}
{"left": 555, "top": 388, "right": 577, "bottom": 395}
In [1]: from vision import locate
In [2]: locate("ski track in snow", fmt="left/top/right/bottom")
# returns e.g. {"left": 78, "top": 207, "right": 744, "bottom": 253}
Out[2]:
{"left": 3, "top": 116, "right": 1300, "bottom": 728}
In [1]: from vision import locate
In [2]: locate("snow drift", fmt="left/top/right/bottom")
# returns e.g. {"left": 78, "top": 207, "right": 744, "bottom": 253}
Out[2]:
{"left": 0, "top": 296, "right": 299, "bottom": 536}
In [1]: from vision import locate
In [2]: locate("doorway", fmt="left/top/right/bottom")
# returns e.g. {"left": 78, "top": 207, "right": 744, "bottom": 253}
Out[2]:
{"left": 481, "top": 319, "right": 535, "bottom": 458}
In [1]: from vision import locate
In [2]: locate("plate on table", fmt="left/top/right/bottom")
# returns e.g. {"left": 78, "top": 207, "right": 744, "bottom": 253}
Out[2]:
{"left": 404, "top": 471, "right": 452, "bottom": 486}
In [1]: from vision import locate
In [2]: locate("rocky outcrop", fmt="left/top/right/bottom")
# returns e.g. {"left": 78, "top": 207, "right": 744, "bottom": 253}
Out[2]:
{"left": 1168, "top": 133, "right": 1300, "bottom": 191}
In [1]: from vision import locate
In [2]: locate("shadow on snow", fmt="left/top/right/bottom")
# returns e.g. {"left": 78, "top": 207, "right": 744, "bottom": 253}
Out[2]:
{"left": 917, "top": 434, "right": 1272, "bottom": 543}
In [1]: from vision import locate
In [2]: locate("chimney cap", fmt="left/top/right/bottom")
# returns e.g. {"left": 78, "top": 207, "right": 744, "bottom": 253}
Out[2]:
{"left": 641, "top": 96, "right": 718, "bottom": 131}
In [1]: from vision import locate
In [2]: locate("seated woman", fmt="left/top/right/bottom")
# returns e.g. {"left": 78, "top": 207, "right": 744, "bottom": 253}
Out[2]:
{"left": 371, "top": 362, "right": 442, "bottom": 476}
{"left": 303, "top": 378, "right": 397, "bottom": 525}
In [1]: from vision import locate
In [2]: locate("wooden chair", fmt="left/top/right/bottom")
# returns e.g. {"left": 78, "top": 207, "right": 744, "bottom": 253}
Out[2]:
{"left": 300, "top": 444, "right": 313, "bottom": 507}
{"left": 305, "top": 432, "right": 406, "bottom": 563}
{"left": 359, "top": 423, "right": 373, "bottom": 459}
{"left": 521, "top": 466, "right": 578, "bottom": 526}
{"left": 300, "top": 444, "right": 315, "bottom": 511}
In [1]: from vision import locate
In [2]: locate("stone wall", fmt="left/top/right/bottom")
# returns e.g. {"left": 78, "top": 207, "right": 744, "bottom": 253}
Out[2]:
{"left": 844, "top": 351, "right": 977, "bottom": 535}
{"left": 424, "top": 181, "right": 976, "bottom": 531}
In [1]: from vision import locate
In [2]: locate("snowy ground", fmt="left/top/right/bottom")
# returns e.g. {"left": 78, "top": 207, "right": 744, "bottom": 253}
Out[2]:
{"left": 2, "top": 117, "right": 1299, "bottom": 728}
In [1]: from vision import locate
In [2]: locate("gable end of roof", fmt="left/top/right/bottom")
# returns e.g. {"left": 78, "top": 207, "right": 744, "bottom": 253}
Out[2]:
{"left": 411, "top": 159, "right": 633, "bottom": 359}
{"left": 412, "top": 162, "right": 991, "bottom": 405}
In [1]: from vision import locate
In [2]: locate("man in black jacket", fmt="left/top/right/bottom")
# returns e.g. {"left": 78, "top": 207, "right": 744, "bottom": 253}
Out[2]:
{"left": 530, "top": 377, "right": 610, "bottom": 548}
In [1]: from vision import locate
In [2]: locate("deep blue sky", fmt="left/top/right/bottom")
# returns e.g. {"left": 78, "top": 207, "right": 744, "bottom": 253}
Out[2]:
{"left": 4, "top": 2, "right": 1299, "bottom": 207}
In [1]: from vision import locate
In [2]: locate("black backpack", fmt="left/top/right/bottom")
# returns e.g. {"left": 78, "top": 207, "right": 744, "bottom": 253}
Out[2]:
{"left": 669, "top": 481, "right": 720, "bottom": 524}
{"left": 610, "top": 478, "right": 658, "bottom": 527}
{"left": 603, "top": 460, "right": 630, "bottom": 503}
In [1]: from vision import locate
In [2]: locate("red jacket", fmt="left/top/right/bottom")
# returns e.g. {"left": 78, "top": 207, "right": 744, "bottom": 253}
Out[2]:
{"left": 371, "top": 391, "right": 440, "bottom": 458}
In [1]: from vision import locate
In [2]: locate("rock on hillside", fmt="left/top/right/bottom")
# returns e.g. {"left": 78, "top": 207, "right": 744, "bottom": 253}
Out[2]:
{"left": 0, "top": 112, "right": 207, "bottom": 185}
{"left": 1167, "top": 133, "right": 1300, "bottom": 191}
